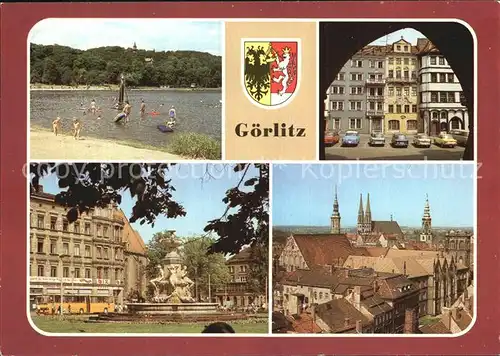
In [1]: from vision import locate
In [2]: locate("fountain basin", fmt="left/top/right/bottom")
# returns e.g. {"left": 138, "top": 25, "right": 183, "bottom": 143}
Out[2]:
{"left": 127, "top": 302, "right": 219, "bottom": 315}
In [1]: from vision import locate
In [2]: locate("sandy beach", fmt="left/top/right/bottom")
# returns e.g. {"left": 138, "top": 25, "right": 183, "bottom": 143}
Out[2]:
{"left": 30, "top": 130, "right": 182, "bottom": 160}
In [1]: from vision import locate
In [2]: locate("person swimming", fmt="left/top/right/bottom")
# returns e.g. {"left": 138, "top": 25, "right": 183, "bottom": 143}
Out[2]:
{"left": 140, "top": 99, "right": 146, "bottom": 119}
{"left": 168, "top": 105, "right": 176, "bottom": 122}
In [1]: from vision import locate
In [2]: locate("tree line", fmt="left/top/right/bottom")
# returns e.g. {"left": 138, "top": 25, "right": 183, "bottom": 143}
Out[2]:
{"left": 30, "top": 43, "right": 222, "bottom": 88}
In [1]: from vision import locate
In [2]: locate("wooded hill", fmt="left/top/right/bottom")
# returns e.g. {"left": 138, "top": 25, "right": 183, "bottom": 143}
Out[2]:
{"left": 30, "top": 43, "right": 222, "bottom": 88}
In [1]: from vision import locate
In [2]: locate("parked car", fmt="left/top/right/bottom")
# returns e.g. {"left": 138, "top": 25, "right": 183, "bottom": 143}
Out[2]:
{"left": 390, "top": 133, "right": 409, "bottom": 148}
{"left": 368, "top": 132, "right": 385, "bottom": 146}
{"left": 341, "top": 131, "right": 360, "bottom": 147}
{"left": 449, "top": 129, "right": 469, "bottom": 146}
{"left": 324, "top": 130, "right": 340, "bottom": 147}
{"left": 434, "top": 132, "right": 457, "bottom": 148}
{"left": 413, "top": 133, "right": 432, "bottom": 148}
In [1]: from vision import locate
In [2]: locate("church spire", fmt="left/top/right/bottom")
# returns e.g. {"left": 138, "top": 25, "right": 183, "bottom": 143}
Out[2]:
{"left": 420, "top": 193, "right": 433, "bottom": 244}
{"left": 333, "top": 185, "right": 339, "bottom": 214}
{"left": 357, "top": 194, "right": 365, "bottom": 234}
{"left": 331, "top": 185, "right": 341, "bottom": 234}
{"left": 365, "top": 193, "right": 372, "bottom": 223}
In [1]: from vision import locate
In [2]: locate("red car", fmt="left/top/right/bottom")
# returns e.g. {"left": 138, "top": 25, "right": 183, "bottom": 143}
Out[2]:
{"left": 324, "top": 130, "right": 340, "bottom": 146}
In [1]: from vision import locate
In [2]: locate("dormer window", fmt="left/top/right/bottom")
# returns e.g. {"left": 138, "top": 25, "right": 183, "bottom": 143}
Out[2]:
{"left": 396, "top": 45, "right": 401, "bottom": 51}
{"left": 404, "top": 45, "right": 409, "bottom": 52}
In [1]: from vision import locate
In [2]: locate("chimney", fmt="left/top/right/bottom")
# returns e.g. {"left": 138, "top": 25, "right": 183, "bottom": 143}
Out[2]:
{"left": 373, "top": 280, "right": 379, "bottom": 293}
{"left": 353, "top": 286, "right": 361, "bottom": 310}
{"left": 404, "top": 308, "right": 418, "bottom": 334}
{"left": 344, "top": 317, "right": 350, "bottom": 327}
{"left": 355, "top": 320, "right": 362, "bottom": 334}
{"left": 344, "top": 269, "right": 349, "bottom": 278}
{"left": 403, "top": 261, "right": 407, "bottom": 276}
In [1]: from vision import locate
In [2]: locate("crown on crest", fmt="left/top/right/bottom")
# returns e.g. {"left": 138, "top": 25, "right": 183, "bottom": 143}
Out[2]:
{"left": 282, "top": 46, "right": 291, "bottom": 54}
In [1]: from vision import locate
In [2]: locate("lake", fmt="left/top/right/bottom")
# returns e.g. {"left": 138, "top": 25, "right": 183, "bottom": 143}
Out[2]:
{"left": 30, "top": 89, "right": 222, "bottom": 148}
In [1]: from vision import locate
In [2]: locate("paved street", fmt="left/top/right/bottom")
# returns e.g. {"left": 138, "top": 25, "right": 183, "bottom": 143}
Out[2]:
{"left": 325, "top": 134, "right": 465, "bottom": 161}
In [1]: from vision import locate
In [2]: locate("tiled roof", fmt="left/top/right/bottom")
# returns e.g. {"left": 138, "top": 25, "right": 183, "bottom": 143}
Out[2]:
{"left": 315, "top": 299, "right": 371, "bottom": 333}
{"left": 227, "top": 246, "right": 253, "bottom": 263}
{"left": 281, "top": 269, "right": 339, "bottom": 288}
{"left": 420, "top": 321, "right": 451, "bottom": 334}
{"left": 292, "top": 234, "right": 369, "bottom": 267}
{"left": 365, "top": 247, "right": 390, "bottom": 257}
{"left": 344, "top": 256, "right": 430, "bottom": 278}
{"left": 290, "top": 312, "right": 323, "bottom": 333}
{"left": 416, "top": 38, "right": 439, "bottom": 55}
{"left": 377, "top": 275, "right": 418, "bottom": 300}
{"left": 372, "top": 221, "right": 403, "bottom": 237}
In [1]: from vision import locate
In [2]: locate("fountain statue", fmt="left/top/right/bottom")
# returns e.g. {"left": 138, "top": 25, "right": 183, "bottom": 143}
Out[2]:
{"left": 149, "top": 256, "right": 196, "bottom": 303}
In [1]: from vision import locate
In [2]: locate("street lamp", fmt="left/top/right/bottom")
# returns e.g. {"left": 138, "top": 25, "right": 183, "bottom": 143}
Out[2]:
{"left": 58, "top": 254, "right": 69, "bottom": 319}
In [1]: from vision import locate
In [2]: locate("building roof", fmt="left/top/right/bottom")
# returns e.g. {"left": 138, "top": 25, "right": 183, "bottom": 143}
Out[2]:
{"left": 290, "top": 312, "right": 323, "bottom": 333}
{"left": 292, "top": 234, "right": 369, "bottom": 267}
{"left": 344, "top": 256, "right": 430, "bottom": 279}
{"left": 281, "top": 269, "right": 339, "bottom": 288}
{"left": 372, "top": 221, "right": 403, "bottom": 237}
{"left": 419, "top": 321, "right": 452, "bottom": 334}
{"left": 416, "top": 38, "right": 440, "bottom": 55}
{"left": 365, "top": 247, "right": 390, "bottom": 257}
{"left": 116, "top": 209, "right": 147, "bottom": 255}
{"left": 227, "top": 246, "right": 253, "bottom": 264}
{"left": 376, "top": 274, "right": 418, "bottom": 300}
{"left": 315, "top": 299, "right": 371, "bottom": 333}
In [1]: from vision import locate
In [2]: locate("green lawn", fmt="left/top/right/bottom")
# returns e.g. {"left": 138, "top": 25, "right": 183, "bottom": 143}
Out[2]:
{"left": 30, "top": 315, "right": 268, "bottom": 334}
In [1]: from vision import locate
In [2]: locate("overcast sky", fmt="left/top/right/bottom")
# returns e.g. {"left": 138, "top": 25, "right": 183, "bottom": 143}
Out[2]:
{"left": 29, "top": 18, "right": 222, "bottom": 55}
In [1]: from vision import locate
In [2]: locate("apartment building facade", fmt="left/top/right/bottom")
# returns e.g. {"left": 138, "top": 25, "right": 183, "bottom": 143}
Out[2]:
{"left": 416, "top": 38, "right": 469, "bottom": 136}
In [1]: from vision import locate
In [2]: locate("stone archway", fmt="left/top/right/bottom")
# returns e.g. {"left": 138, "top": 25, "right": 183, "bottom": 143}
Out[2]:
{"left": 450, "top": 116, "right": 463, "bottom": 130}
{"left": 320, "top": 21, "right": 474, "bottom": 160}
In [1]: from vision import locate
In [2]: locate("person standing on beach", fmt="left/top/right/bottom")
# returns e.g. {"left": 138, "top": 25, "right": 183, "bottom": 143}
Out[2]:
{"left": 52, "top": 117, "right": 61, "bottom": 136}
{"left": 73, "top": 118, "right": 82, "bottom": 140}
{"left": 139, "top": 99, "right": 146, "bottom": 119}
{"left": 123, "top": 101, "right": 132, "bottom": 123}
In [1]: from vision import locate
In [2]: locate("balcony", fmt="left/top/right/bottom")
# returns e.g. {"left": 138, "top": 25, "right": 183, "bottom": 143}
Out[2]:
{"left": 365, "top": 78, "right": 386, "bottom": 86}
{"left": 366, "top": 110, "right": 385, "bottom": 117}
{"left": 386, "top": 76, "right": 417, "bottom": 84}
{"left": 366, "top": 95, "right": 384, "bottom": 100}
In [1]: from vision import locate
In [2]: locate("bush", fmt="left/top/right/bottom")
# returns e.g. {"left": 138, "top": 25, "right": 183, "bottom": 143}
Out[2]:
{"left": 169, "top": 133, "right": 221, "bottom": 160}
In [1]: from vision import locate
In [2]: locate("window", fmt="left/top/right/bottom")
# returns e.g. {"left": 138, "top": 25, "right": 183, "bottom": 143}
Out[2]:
{"left": 349, "top": 118, "right": 362, "bottom": 129}
{"left": 447, "top": 74, "right": 454, "bottom": 83}
{"left": 440, "top": 111, "right": 447, "bottom": 119}
{"left": 351, "top": 59, "right": 363, "bottom": 68}
{"left": 388, "top": 57, "right": 394, "bottom": 64}
{"left": 388, "top": 69, "right": 394, "bottom": 78}
{"left": 369, "top": 88, "right": 376, "bottom": 96}
{"left": 240, "top": 276, "right": 247, "bottom": 282}
{"left": 431, "top": 73, "right": 437, "bottom": 83}
{"left": 63, "top": 242, "right": 69, "bottom": 255}
{"left": 396, "top": 45, "right": 401, "bottom": 51}
{"left": 50, "top": 266, "right": 57, "bottom": 277}
{"left": 97, "top": 246, "right": 102, "bottom": 259}
{"left": 331, "top": 101, "right": 344, "bottom": 111}
{"left": 412, "top": 87, "right": 417, "bottom": 96}
{"left": 388, "top": 87, "right": 394, "bottom": 96}
{"left": 377, "top": 102, "right": 383, "bottom": 110}
{"left": 412, "top": 105, "right": 417, "bottom": 113}
{"left": 396, "top": 70, "right": 401, "bottom": 79}
{"left": 439, "top": 57, "right": 445, "bottom": 65}
{"left": 432, "top": 111, "right": 439, "bottom": 119}
{"left": 431, "top": 92, "right": 438, "bottom": 102}
{"left": 447, "top": 92, "right": 455, "bottom": 103}
{"left": 85, "top": 245, "right": 91, "bottom": 257}
{"left": 377, "top": 88, "right": 383, "bottom": 96}
{"left": 50, "top": 217, "right": 57, "bottom": 230}
{"left": 439, "top": 73, "right": 446, "bottom": 83}
{"left": 336, "top": 72, "right": 345, "bottom": 81}
{"left": 388, "top": 105, "right": 394, "bottom": 113}
{"left": 404, "top": 45, "right": 409, "bottom": 52}
{"left": 103, "top": 226, "right": 109, "bottom": 238}
{"left": 404, "top": 58, "right": 409, "bottom": 65}
{"left": 396, "top": 58, "right": 401, "bottom": 65}
{"left": 62, "top": 219, "right": 68, "bottom": 232}
{"left": 50, "top": 240, "right": 57, "bottom": 254}
{"left": 411, "top": 71, "right": 416, "bottom": 79}
{"left": 369, "top": 60, "right": 375, "bottom": 68}
{"left": 97, "top": 224, "right": 102, "bottom": 237}
{"left": 84, "top": 223, "right": 91, "bottom": 235}
{"left": 85, "top": 268, "right": 91, "bottom": 278}
{"left": 451, "top": 119, "right": 461, "bottom": 129}
{"left": 319, "top": 292, "right": 323, "bottom": 299}
{"left": 411, "top": 58, "right": 417, "bottom": 65}
{"left": 37, "top": 239, "right": 44, "bottom": 253}
{"left": 97, "top": 267, "right": 103, "bottom": 279}
{"left": 104, "top": 268, "right": 109, "bottom": 279}
{"left": 396, "top": 87, "right": 402, "bottom": 96}
{"left": 333, "top": 118, "right": 340, "bottom": 129}
{"left": 349, "top": 101, "right": 362, "bottom": 111}
{"left": 74, "top": 244, "right": 80, "bottom": 256}
{"left": 74, "top": 268, "right": 80, "bottom": 278}
{"left": 74, "top": 222, "right": 80, "bottom": 233}
{"left": 63, "top": 267, "right": 69, "bottom": 278}
{"left": 37, "top": 265, "right": 45, "bottom": 276}
{"left": 430, "top": 56, "right": 437, "bottom": 65}
{"left": 440, "top": 92, "right": 446, "bottom": 102}
{"left": 404, "top": 105, "right": 410, "bottom": 113}
{"left": 332, "top": 86, "right": 344, "bottom": 94}
{"left": 104, "top": 248, "right": 109, "bottom": 259}
{"left": 404, "top": 87, "right": 409, "bottom": 96}
{"left": 403, "top": 70, "right": 409, "bottom": 79}
{"left": 37, "top": 215, "right": 45, "bottom": 229}
{"left": 350, "top": 86, "right": 363, "bottom": 95}
{"left": 378, "top": 61, "right": 383, "bottom": 68}
{"left": 396, "top": 105, "right": 402, "bottom": 114}
{"left": 369, "top": 102, "right": 376, "bottom": 110}
{"left": 350, "top": 73, "right": 363, "bottom": 81}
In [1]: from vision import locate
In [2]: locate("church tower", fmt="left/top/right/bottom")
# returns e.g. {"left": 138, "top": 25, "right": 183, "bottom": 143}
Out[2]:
{"left": 357, "top": 194, "right": 365, "bottom": 235}
{"left": 331, "top": 185, "right": 341, "bottom": 234}
{"left": 420, "top": 194, "right": 433, "bottom": 244}
{"left": 364, "top": 193, "right": 372, "bottom": 233}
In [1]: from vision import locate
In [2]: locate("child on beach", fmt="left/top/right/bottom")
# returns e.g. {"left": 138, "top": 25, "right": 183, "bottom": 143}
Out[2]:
{"left": 72, "top": 118, "right": 82, "bottom": 140}
{"left": 52, "top": 117, "right": 61, "bottom": 136}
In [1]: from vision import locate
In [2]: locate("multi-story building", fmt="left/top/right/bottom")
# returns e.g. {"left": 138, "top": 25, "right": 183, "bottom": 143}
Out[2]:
{"left": 416, "top": 38, "right": 469, "bottom": 136}
{"left": 29, "top": 185, "right": 146, "bottom": 309}
{"left": 214, "top": 247, "right": 267, "bottom": 308}
{"left": 325, "top": 49, "right": 385, "bottom": 134}
{"left": 384, "top": 37, "right": 419, "bottom": 134}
